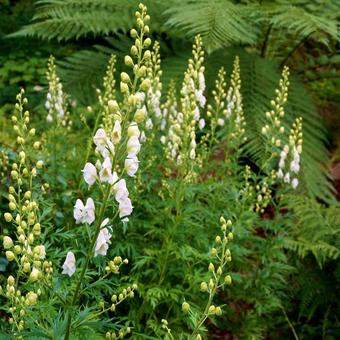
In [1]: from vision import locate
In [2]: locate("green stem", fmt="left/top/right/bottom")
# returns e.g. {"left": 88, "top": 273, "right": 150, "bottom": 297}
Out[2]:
{"left": 64, "top": 185, "right": 111, "bottom": 339}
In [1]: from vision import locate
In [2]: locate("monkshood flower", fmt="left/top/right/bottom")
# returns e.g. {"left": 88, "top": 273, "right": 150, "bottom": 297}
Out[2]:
{"left": 118, "top": 197, "right": 133, "bottom": 218}
{"left": 62, "top": 251, "right": 76, "bottom": 277}
{"left": 113, "top": 179, "right": 129, "bottom": 203}
{"left": 82, "top": 163, "right": 98, "bottom": 186}
{"left": 74, "top": 198, "right": 95, "bottom": 224}
{"left": 125, "top": 157, "right": 139, "bottom": 177}
{"left": 94, "top": 220, "right": 112, "bottom": 257}
{"left": 45, "top": 55, "right": 71, "bottom": 127}
{"left": 127, "top": 136, "right": 141, "bottom": 157}
{"left": 276, "top": 117, "right": 303, "bottom": 189}
{"left": 99, "top": 157, "right": 118, "bottom": 184}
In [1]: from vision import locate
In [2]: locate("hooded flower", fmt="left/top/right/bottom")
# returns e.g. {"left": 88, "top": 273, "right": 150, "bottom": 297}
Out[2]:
{"left": 62, "top": 251, "right": 76, "bottom": 277}
{"left": 82, "top": 162, "right": 98, "bottom": 186}
{"left": 125, "top": 157, "right": 139, "bottom": 177}
{"left": 94, "top": 227, "right": 112, "bottom": 256}
{"left": 127, "top": 136, "right": 141, "bottom": 157}
{"left": 113, "top": 179, "right": 129, "bottom": 203}
{"left": 99, "top": 157, "right": 118, "bottom": 184}
{"left": 74, "top": 198, "right": 95, "bottom": 224}
{"left": 118, "top": 197, "right": 133, "bottom": 218}
{"left": 111, "top": 121, "right": 122, "bottom": 144}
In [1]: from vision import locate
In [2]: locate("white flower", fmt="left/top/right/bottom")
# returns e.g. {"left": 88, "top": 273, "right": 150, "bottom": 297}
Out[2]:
{"left": 74, "top": 198, "right": 95, "bottom": 224}
{"left": 198, "top": 118, "right": 205, "bottom": 130}
{"left": 125, "top": 157, "right": 139, "bottom": 177}
{"left": 217, "top": 118, "right": 225, "bottom": 126}
{"left": 135, "top": 91, "right": 145, "bottom": 104}
{"left": 290, "top": 160, "right": 300, "bottom": 174}
{"left": 140, "top": 131, "right": 146, "bottom": 143}
{"left": 62, "top": 251, "right": 76, "bottom": 277}
{"left": 113, "top": 179, "right": 129, "bottom": 203}
{"left": 160, "top": 136, "right": 166, "bottom": 144}
{"left": 277, "top": 168, "right": 284, "bottom": 179}
{"left": 46, "top": 114, "right": 53, "bottom": 122}
{"left": 292, "top": 178, "right": 299, "bottom": 189}
{"left": 128, "top": 122, "right": 140, "bottom": 138}
{"left": 279, "top": 158, "right": 285, "bottom": 169}
{"left": 284, "top": 172, "right": 291, "bottom": 183}
{"left": 111, "top": 121, "right": 122, "bottom": 144}
{"left": 127, "top": 136, "right": 141, "bottom": 157}
{"left": 195, "top": 90, "right": 206, "bottom": 108}
{"left": 118, "top": 197, "right": 133, "bottom": 218}
{"left": 145, "top": 118, "right": 153, "bottom": 130}
{"left": 94, "top": 227, "right": 112, "bottom": 257}
{"left": 189, "top": 148, "right": 196, "bottom": 160}
{"left": 82, "top": 163, "right": 97, "bottom": 186}
{"left": 193, "top": 107, "right": 200, "bottom": 121}
{"left": 93, "top": 128, "right": 108, "bottom": 149}
{"left": 99, "top": 157, "right": 118, "bottom": 184}
{"left": 198, "top": 72, "right": 205, "bottom": 92}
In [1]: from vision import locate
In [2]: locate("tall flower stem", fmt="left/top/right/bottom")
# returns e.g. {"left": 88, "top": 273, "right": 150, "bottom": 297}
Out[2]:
{"left": 64, "top": 185, "right": 111, "bottom": 339}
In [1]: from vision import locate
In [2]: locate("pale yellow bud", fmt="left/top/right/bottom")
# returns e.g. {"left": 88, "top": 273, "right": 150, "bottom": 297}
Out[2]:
{"left": 182, "top": 302, "right": 190, "bottom": 313}
{"left": 4, "top": 213, "right": 13, "bottom": 222}
{"left": 124, "top": 55, "right": 133, "bottom": 67}
{"left": 3, "top": 236, "right": 13, "bottom": 249}
{"left": 6, "top": 251, "right": 15, "bottom": 261}
{"left": 36, "top": 160, "right": 43, "bottom": 169}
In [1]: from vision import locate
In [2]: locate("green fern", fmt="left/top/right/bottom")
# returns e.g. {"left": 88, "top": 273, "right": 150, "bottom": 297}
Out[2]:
{"left": 281, "top": 194, "right": 340, "bottom": 267}
{"left": 165, "top": 0, "right": 258, "bottom": 52}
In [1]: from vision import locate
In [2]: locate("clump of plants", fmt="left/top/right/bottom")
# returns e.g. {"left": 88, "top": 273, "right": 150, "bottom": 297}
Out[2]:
{"left": 2, "top": 3, "right": 331, "bottom": 339}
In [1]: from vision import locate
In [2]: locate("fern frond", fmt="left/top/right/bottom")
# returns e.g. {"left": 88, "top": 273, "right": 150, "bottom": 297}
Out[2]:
{"left": 11, "top": 0, "right": 164, "bottom": 41}
{"left": 282, "top": 194, "right": 340, "bottom": 267}
{"left": 165, "top": 0, "right": 258, "bottom": 52}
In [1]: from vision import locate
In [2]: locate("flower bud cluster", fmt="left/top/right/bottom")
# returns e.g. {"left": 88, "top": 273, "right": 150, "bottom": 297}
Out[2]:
{"left": 105, "top": 327, "right": 131, "bottom": 340}
{"left": 186, "top": 217, "right": 234, "bottom": 337}
{"left": 0, "top": 150, "right": 9, "bottom": 179}
{"left": 98, "top": 55, "right": 117, "bottom": 132}
{"left": 277, "top": 117, "right": 303, "bottom": 189}
{"left": 1, "top": 90, "right": 50, "bottom": 332}
{"left": 225, "top": 57, "right": 246, "bottom": 146}
{"left": 205, "top": 67, "right": 227, "bottom": 144}
{"left": 145, "top": 41, "right": 162, "bottom": 126}
{"left": 261, "top": 66, "right": 290, "bottom": 149}
{"left": 105, "top": 255, "right": 129, "bottom": 274}
{"left": 108, "top": 283, "right": 138, "bottom": 314}
{"left": 254, "top": 182, "right": 272, "bottom": 213}
{"left": 45, "top": 55, "right": 71, "bottom": 128}
{"left": 162, "top": 35, "right": 205, "bottom": 169}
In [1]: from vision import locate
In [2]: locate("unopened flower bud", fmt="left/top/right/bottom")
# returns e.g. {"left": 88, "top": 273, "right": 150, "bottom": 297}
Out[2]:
{"left": 200, "top": 282, "right": 208, "bottom": 292}
{"left": 3, "top": 236, "right": 13, "bottom": 249}
{"left": 121, "top": 72, "right": 130, "bottom": 83}
{"left": 224, "top": 275, "right": 232, "bottom": 285}
{"left": 4, "top": 213, "right": 13, "bottom": 222}
{"left": 182, "top": 302, "right": 190, "bottom": 313}
{"left": 215, "top": 306, "right": 222, "bottom": 316}
{"left": 208, "top": 263, "right": 215, "bottom": 272}
{"left": 208, "top": 305, "right": 216, "bottom": 314}
{"left": 124, "top": 55, "right": 133, "bottom": 67}
{"left": 6, "top": 251, "right": 15, "bottom": 261}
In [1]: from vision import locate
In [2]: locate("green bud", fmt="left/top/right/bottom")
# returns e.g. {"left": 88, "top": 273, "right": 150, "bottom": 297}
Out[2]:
{"left": 208, "top": 263, "right": 215, "bottom": 272}
{"left": 224, "top": 275, "right": 232, "bottom": 285}
{"left": 200, "top": 281, "right": 208, "bottom": 292}
{"left": 215, "top": 306, "right": 222, "bottom": 316}
{"left": 182, "top": 302, "right": 190, "bottom": 313}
